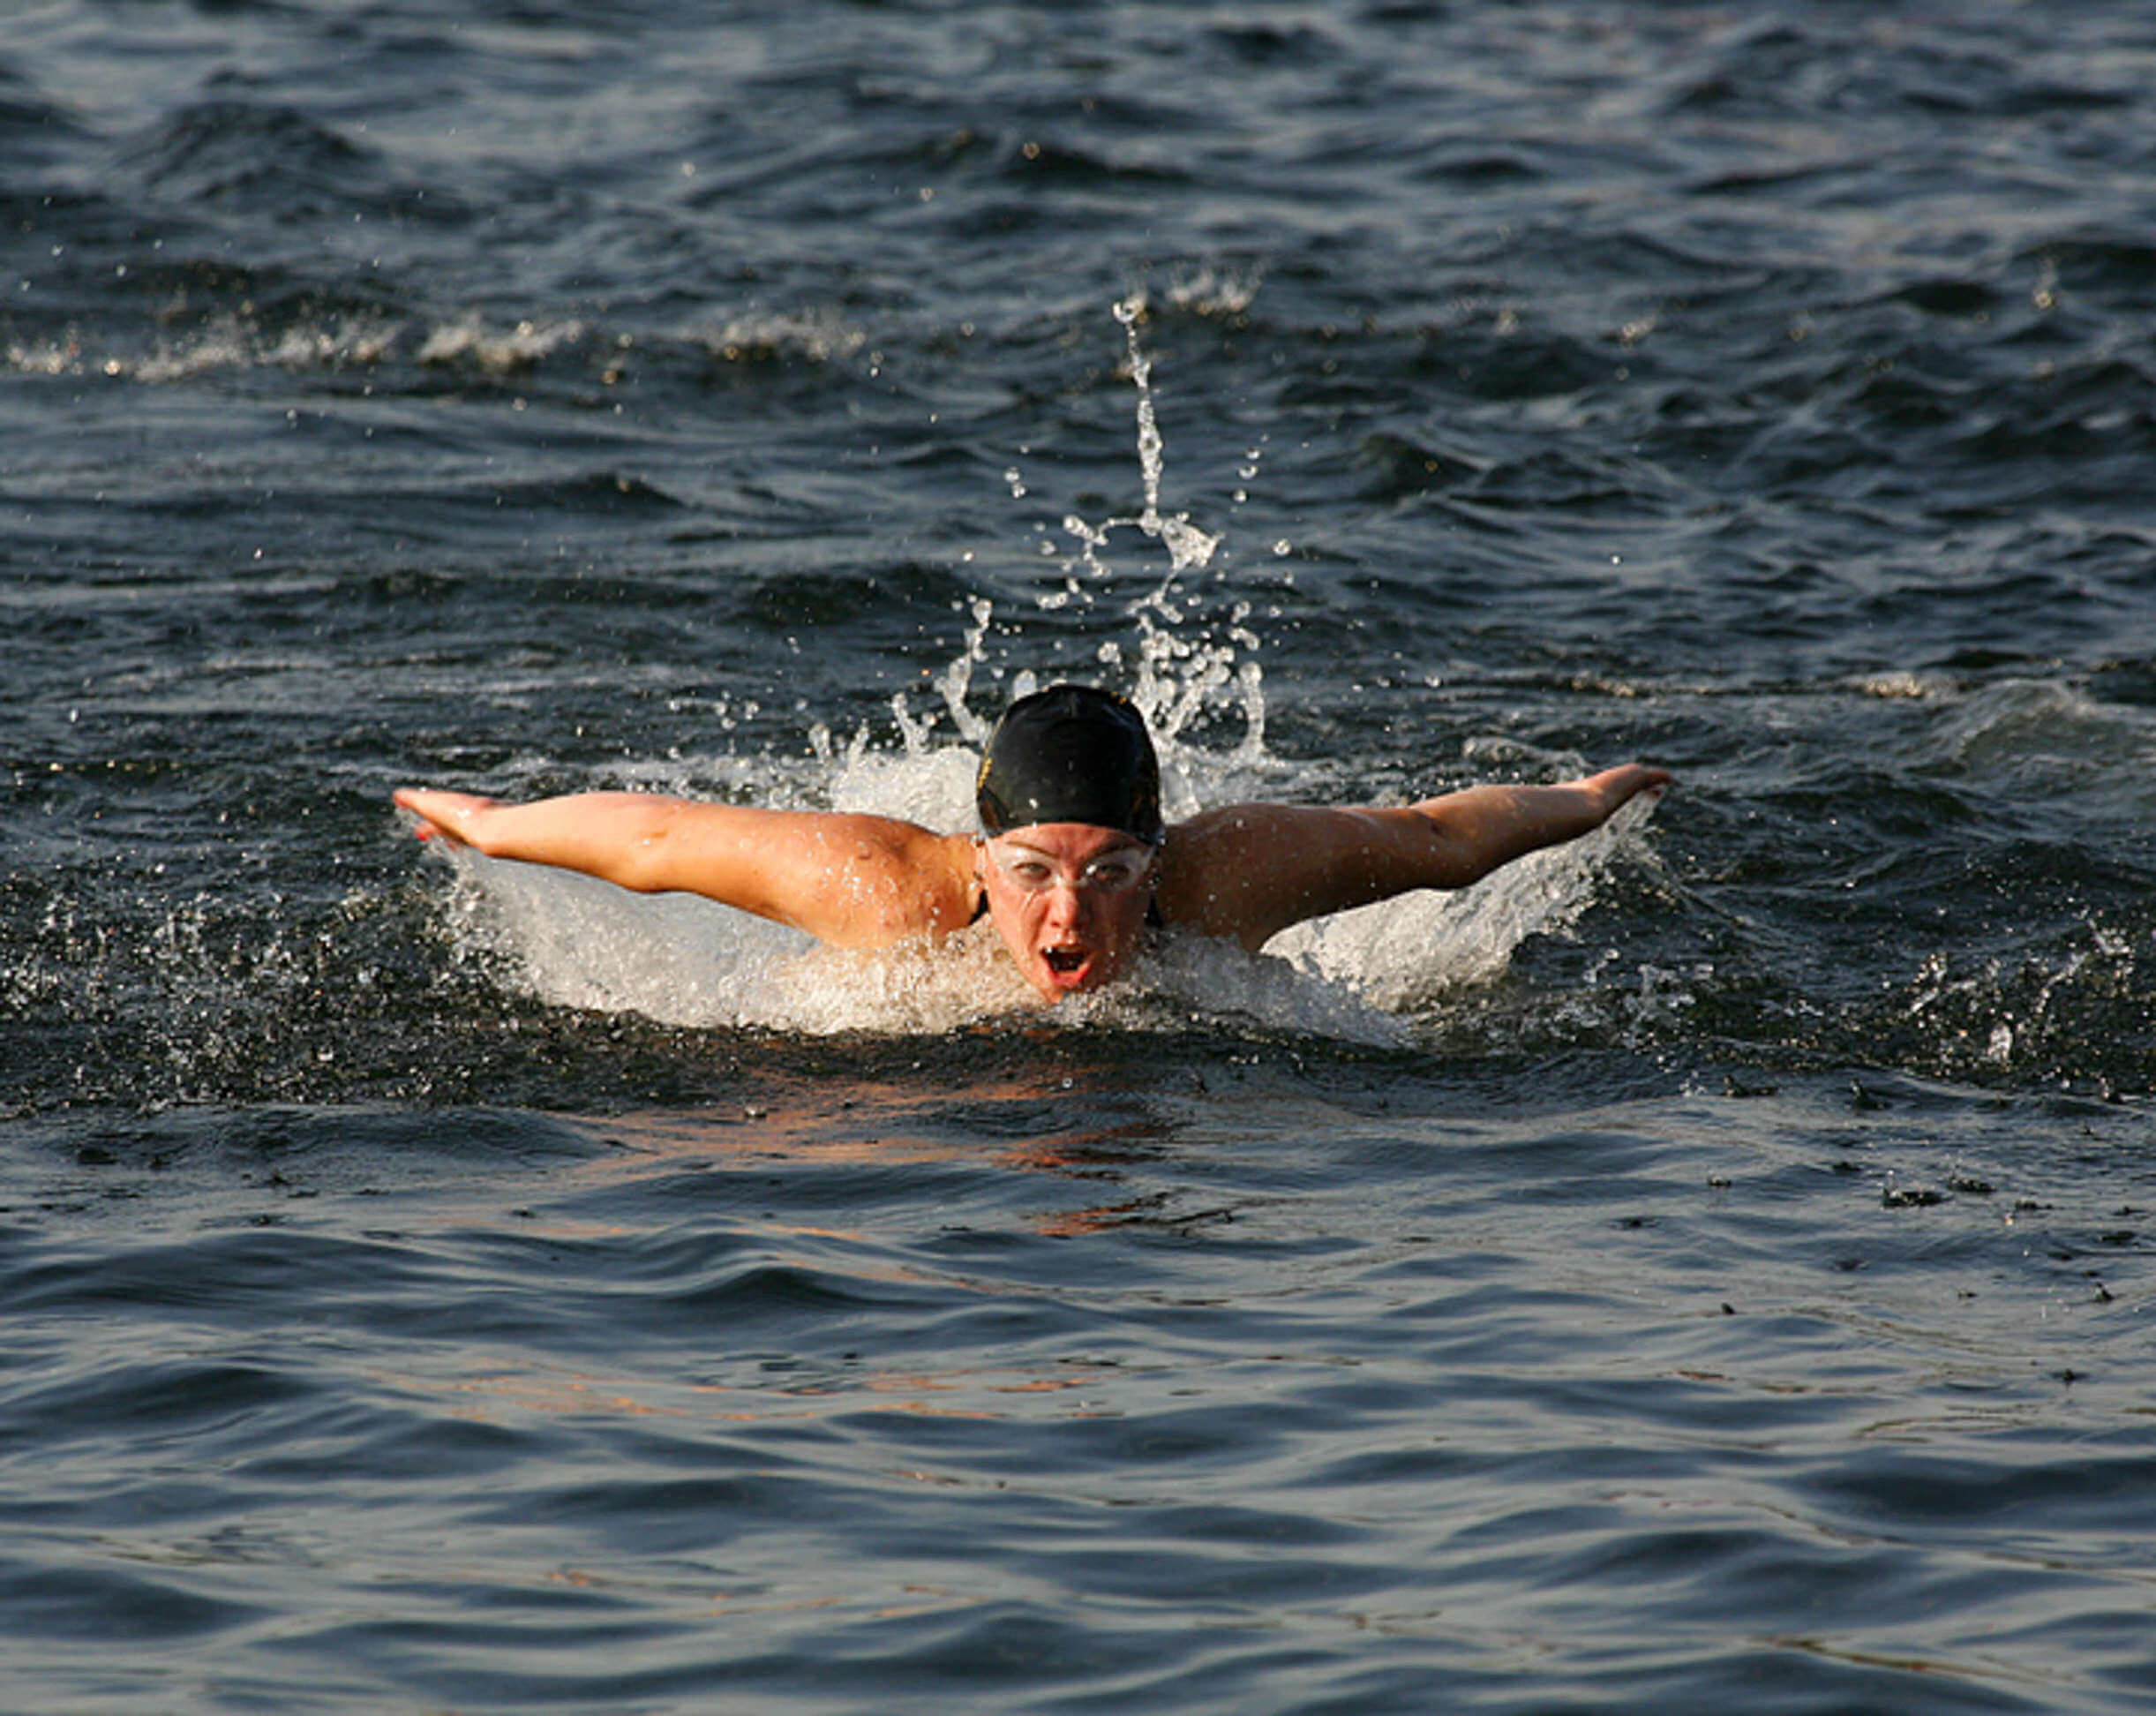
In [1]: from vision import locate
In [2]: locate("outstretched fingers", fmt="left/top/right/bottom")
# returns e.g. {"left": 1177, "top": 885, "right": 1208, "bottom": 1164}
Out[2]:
{"left": 1589, "top": 764, "right": 1672, "bottom": 813}
{"left": 392, "top": 787, "right": 498, "bottom": 845}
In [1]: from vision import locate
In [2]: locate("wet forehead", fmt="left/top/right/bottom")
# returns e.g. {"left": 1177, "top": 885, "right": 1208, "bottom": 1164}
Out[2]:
{"left": 988, "top": 823, "right": 1153, "bottom": 863}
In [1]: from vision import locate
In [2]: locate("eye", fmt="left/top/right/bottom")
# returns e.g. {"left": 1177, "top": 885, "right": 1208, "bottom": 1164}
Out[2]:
{"left": 1084, "top": 856, "right": 1147, "bottom": 890}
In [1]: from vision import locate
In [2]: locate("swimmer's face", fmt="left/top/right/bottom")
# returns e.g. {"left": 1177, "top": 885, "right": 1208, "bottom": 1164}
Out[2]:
{"left": 977, "top": 823, "right": 1159, "bottom": 1003}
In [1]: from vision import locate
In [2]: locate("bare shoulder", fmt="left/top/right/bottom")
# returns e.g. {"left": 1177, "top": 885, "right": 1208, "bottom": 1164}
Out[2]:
{"left": 1153, "top": 802, "right": 1387, "bottom": 951}
{"left": 748, "top": 815, "right": 980, "bottom": 947}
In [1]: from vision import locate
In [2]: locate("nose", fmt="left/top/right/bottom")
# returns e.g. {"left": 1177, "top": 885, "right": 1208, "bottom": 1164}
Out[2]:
{"left": 1040, "top": 878, "right": 1090, "bottom": 930}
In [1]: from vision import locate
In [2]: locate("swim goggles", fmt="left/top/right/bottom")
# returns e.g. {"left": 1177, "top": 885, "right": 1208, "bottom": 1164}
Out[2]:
{"left": 983, "top": 839, "right": 1155, "bottom": 897}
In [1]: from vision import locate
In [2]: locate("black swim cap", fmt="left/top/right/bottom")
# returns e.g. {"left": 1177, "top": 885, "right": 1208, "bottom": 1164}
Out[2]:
{"left": 976, "top": 684, "right": 1165, "bottom": 845}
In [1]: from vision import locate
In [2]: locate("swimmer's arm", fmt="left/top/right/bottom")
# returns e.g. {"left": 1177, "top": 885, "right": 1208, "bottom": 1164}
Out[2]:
{"left": 1159, "top": 765, "right": 1671, "bottom": 951}
{"left": 391, "top": 789, "right": 973, "bottom": 947}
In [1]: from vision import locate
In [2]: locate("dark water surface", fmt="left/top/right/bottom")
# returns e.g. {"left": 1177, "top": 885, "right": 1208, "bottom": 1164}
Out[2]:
{"left": 5, "top": 2, "right": 2154, "bottom": 1710}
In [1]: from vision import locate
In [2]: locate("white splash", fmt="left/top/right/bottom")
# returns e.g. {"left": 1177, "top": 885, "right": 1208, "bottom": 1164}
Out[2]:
{"left": 1269, "top": 793, "right": 1661, "bottom": 1012}
{"left": 1112, "top": 296, "right": 1223, "bottom": 576}
{"left": 424, "top": 300, "right": 1656, "bottom": 1040}
{"left": 432, "top": 720, "right": 1655, "bottom": 1042}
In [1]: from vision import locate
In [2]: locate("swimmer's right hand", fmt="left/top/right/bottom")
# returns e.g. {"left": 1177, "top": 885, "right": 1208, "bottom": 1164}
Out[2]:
{"left": 392, "top": 788, "right": 500, "bottom": 846}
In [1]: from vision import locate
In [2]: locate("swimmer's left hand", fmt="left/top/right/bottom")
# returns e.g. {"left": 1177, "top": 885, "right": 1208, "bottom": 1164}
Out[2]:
{"left": 1585, "top": 764, "right": 1672, "bottom": 815}
{"left": 393, "top": 787, "right": 500, "bottom": 847}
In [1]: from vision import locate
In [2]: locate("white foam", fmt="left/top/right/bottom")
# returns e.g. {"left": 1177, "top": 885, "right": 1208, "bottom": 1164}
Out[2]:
{"left": 432, "top": 735, "right": 1656, "bottom": 1042}
{"left": 417, "top": 313, "right": 587, "bottom": 372}
{"left": 6, "top": 306, "right": 601, "bottom": 387}
{"left": 420, "top": 302, "right": 1657, "bottom": 1041}
{"left": 1272, "top": 795, "right": 1658, "bottom": 1012}
{"left": 695, "top": 308, "right": 866, "bottom": 365}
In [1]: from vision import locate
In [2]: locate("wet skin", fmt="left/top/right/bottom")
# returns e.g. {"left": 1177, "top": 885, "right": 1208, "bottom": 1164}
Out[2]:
{"left": 393, "top": 765, "right": 1672, "bottom": 1005}
{"left": 974, "top": 823, "right": 1159, "bottom": 1003}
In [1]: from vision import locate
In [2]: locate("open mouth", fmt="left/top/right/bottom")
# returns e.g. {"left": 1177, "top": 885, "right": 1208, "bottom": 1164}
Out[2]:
{"left": 1043, "top": 948, "right": 1086, "bottom": 977}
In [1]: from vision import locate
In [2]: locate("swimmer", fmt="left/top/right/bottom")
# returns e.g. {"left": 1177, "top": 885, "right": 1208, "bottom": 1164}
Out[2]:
{"left": 393, "top": 683, "right": 1670, "bottom": 1005}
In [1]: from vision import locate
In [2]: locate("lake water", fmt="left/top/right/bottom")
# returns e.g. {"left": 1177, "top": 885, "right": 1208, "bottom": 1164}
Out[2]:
{"left": 4, "top": 2, "right": 2153, "bottom": 1711}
